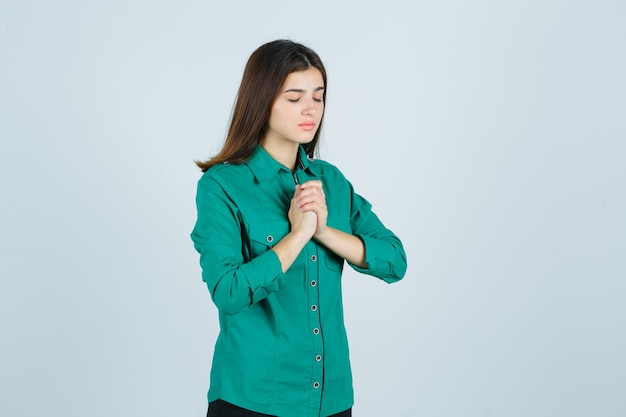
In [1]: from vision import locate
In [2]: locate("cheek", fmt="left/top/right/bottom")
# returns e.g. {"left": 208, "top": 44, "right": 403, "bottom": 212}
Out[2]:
{"left": 268, "top": 106, "right": 287, "bottom": 128}
{"left": 269, "top": 109, "right": 297, "bottom": 132}
{"left": 272, "top": 103, "right": 295, "bottom": 120}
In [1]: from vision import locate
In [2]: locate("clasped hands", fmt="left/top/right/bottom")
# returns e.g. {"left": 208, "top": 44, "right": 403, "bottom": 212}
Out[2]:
{"left": 288, "top": 180, "right": 328, "bottom": 239}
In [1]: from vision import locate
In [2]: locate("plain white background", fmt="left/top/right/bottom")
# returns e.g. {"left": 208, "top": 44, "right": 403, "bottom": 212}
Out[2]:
{"left": 1, "top": 1, "right": 625, "bottom": 416}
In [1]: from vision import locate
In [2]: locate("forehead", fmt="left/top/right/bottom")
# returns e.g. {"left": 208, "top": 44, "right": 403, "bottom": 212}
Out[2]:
{"left": 281, "top": 68, "right": 324, "bottom": 90}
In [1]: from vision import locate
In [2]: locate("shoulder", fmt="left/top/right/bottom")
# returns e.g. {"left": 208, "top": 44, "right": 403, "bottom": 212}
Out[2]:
{"left": 200, "top": 163, "right": 250, "bottom": 182}
{"left": 198, "top": 162, "right": 251, "bottom": 186}
{"left": 309, "top": 158, "right": 349, "bottom": 183}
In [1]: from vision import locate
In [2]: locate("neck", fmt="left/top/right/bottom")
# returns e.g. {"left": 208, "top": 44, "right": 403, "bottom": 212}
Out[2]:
{"left": 260, "top": 140, "right": 299, "bottom": 171}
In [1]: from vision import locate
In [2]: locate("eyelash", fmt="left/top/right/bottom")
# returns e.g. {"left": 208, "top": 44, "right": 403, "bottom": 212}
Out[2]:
{"left": 288, "top": 98, "right": 323, "bottom": 103}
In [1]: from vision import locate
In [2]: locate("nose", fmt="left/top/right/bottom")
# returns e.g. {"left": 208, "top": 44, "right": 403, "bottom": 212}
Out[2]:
{"left": 303, "top": 97, "right": 322, "bottom": 117}
{"left": 303, "top": 103, "right": 317, "bottom": 117}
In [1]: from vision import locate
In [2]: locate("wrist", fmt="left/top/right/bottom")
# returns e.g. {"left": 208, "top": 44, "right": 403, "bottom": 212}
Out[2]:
{"left": 289, "top": 228, "right": 314, "bottom": 244}
{"left": 313, "top": 225, "right": 332, "bottom": 242}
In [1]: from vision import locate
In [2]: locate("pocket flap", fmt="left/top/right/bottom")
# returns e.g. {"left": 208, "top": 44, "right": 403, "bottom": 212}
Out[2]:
{"left": 248, "top": 220, "right": 290, "bottom": 248}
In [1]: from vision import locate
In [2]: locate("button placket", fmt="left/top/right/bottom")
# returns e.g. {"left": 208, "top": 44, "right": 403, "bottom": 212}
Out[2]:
{"left": 306, "top": 243, "right": 323, "bottom": 400}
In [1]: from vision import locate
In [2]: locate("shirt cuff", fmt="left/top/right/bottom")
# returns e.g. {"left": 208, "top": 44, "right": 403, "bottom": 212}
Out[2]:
{"left": 241, "top": 249, "right": 287, "bottom": 297}
{"left": 350, "top": 234, "right": 391, "bottom": 277}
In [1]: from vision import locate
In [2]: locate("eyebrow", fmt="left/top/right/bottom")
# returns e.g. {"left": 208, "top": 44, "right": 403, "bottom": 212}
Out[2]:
{"left": 283, "top": 86, "right": 325, "bottom": 93}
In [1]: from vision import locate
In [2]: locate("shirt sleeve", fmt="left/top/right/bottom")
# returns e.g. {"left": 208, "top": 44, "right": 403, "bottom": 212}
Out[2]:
{"left": 190, "top": 173, "right": 287, "bottom": 315}
{"left": 347, "top": 182, "right": 408, "bottom": 283}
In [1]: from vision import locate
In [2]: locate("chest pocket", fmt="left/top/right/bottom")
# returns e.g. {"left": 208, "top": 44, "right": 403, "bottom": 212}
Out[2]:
{"left": 324, "top": 221, "right": 352, "bottom": 271}
{"left": 247, "top": 220, "right": 290, "bottom": 259}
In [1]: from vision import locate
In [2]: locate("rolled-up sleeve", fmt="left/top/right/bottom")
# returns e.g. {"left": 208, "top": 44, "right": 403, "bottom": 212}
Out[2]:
{"left": 191, "top": 174, "right": 286, "bottom": 315}
{"left": 348, "top": 185, "right": 407, "bottom": 283}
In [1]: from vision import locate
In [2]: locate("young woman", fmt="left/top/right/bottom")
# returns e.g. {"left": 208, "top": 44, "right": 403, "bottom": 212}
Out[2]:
{"left": 191, "top": 40, "right": 407, "bottom": 417}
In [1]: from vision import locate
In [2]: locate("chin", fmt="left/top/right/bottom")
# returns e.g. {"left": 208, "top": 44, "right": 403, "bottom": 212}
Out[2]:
{"left": 298, "top": 135, "right": 316, "bottom": 144}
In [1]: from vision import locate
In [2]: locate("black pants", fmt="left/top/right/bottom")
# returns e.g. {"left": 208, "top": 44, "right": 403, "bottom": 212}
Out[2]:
{"left": 207, "top": 399, "right": 352, "bottom": 417}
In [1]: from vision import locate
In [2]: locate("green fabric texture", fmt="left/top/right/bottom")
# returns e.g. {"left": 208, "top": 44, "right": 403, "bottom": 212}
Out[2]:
{"left": 191, "top": 145, "right": 407, "bottom": 417}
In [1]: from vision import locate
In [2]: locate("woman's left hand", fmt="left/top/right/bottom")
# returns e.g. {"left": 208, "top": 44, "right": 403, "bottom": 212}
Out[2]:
{"left": 295, "top": 180, "right": 328, "bottom": 237}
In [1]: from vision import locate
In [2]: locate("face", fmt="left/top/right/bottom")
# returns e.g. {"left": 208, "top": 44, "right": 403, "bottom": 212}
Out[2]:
{"left": 262, "top": 68, "right": 325, "bottom": 149}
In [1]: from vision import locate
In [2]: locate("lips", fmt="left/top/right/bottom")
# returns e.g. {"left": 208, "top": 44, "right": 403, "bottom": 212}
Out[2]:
{"left": 299, "top": 122, "right": 316, "bottom": 131}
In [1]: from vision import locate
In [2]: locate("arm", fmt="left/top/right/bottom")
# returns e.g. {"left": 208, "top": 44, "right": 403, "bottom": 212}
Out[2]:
{"left": 312, "top": 227, "right": 367, "bottom": 269}
{"left": 296, "top": 179, "right": 407, "bottom": 282}
{"left": 191, "top": 175, "right": 315, "bottom": 315}
{"left": 347, "top": 193, "right": 407, "bottom": 282}
{"left": 296, "top": 180, "right": 366, "bottom": 266}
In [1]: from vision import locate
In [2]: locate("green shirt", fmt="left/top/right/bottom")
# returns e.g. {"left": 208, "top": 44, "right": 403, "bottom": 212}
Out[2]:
{"left": 191, "top": 145, "right": 407, "bottom": 417}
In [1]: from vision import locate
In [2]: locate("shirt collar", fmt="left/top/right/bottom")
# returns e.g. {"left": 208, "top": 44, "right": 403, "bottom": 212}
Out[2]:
{"left": 247, "top": 145, "right": 317, "bottom": 181}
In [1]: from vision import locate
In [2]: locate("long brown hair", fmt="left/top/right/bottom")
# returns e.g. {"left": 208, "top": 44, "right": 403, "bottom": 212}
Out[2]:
{"left": 196, "top": 40, "right": 328, "bottom": 172}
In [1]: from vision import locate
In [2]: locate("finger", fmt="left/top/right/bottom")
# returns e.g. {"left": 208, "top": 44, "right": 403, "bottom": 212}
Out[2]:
{"left": 297, "top": 195, "right": 319, "bottom": 208}
{"left": 297, "top": 186, "right": 325, "bottom": 201}
{"left": 299, "top": 201, "right": 322, "bottom": 213}
{"left": 299, "top": 194, "right": 328, "bottom": 210}
{"left": 299, "top": 198, "right": 328, "bottom": 211}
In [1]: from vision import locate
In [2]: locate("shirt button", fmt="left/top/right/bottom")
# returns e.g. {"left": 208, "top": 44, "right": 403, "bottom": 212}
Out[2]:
{"left": 315, "top": 355, "right": 322, "bottom": 362}
{"left": 266, "top": 235, "right": 273, "bottom": 243}
{"left": 310, "top": 280, "right": 317, "bottom": 287}
{"left": 313, "top": 328, "right": 320, "bottom": 335}
{"left": 311, "top": 305, "right": 317, "bottom": 312}
{"left": 310, "top": 255, "right": 317, "bottom": 262}
{"left": 313, "top": 382, "right": 320, "bottom": 389}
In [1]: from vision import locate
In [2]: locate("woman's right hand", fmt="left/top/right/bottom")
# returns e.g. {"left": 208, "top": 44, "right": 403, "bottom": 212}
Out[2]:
{"left": 272, "top": 186, "right": 317, "bottom": 273}
{"left": 288, "top": 185, "right": 317, "bottom": 238}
